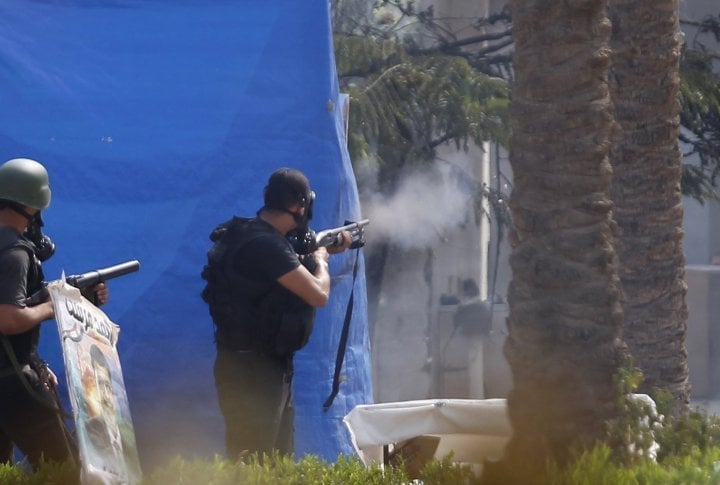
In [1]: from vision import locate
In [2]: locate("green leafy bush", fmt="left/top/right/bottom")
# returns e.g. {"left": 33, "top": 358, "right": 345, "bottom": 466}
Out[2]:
{"left": 654, "top": 406, "right": 720, "bottom": 462}
{"left": 11, "top": 409, "right": 720, "bottom": 485}
{"left": 144, "top": 452, "right": 410, "bottom": 485}
{"left": 0, "top": 460, "right": 77, "bottom": 485}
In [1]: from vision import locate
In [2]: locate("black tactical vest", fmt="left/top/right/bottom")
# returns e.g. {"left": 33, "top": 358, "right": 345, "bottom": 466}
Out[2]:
{"left": 0, "top": 237, "right": 44, "bottom": 368}
{"left": 201, "top": 217, "right": 316, "bottom": 357}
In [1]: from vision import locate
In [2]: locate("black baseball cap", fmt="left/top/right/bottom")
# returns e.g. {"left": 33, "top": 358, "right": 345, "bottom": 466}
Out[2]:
{"left": 264, "top": 167, "right": 312, "bottom": 210}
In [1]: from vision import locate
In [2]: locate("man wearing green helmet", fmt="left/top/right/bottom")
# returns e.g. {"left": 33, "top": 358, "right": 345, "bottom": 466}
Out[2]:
{"left": 0, "top": 158, "right": 108, "bottom": 469}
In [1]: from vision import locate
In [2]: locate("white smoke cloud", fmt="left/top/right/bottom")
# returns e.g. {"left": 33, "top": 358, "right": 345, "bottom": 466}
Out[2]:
{"left": 363, "top": 164, "right": 476, "bottom": 249}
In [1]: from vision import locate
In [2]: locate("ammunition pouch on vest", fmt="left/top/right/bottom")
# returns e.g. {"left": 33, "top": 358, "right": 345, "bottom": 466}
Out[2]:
{"left": 201, "top": 217, "right": 316, "bottom": 357}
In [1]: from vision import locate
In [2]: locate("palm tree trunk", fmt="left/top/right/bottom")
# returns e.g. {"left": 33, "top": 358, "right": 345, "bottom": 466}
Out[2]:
{"left": 608, "top": 0, "right": 690, "bottom": 415}
{"left": 499, "top": 0, "right": 628, "bottom": 472}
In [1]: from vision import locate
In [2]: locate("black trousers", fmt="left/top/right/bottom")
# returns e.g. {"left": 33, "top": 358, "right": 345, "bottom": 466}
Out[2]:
{"left": 0, "top": 367, "right": 77, "bottom": 468}
{"left": 214, "top": 348, "right": 294, "bottom": 460}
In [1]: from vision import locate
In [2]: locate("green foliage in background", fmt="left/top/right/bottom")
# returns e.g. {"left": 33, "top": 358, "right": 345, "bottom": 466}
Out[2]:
{"left": 334, "top": 33, "right": 509, "bottom": 194}
{"left": 334, "top": 2, "right": 720, "bottom": 202}
{"left": 680, "top": 42, "right": 720, "bottom": 202}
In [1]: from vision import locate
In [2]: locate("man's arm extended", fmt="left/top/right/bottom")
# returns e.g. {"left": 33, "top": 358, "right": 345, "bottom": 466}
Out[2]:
{"left": 277, "top": 247, "right": 331, "bottom": 307}
{"left": 0, "top": 300, "right": 53, "bottom": 335}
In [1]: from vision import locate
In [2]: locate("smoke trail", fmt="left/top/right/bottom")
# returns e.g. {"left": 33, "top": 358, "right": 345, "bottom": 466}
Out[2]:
{"left": 363, "top": 164, "right": 476, "bottom": 249}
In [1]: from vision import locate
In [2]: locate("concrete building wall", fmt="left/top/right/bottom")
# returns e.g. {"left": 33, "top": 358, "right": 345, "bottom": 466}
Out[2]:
{"left": 680, "top": 0, "right": 720, "bottom": 398}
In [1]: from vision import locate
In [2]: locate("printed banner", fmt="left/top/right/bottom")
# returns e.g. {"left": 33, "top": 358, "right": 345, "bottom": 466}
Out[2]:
{"left": 48, "top": 278, "right": 142, "bottom": 485}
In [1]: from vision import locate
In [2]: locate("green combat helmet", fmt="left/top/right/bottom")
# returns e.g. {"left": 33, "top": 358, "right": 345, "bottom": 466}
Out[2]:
{"left": 0, "top": 158, "right": 51, "bottom": 210}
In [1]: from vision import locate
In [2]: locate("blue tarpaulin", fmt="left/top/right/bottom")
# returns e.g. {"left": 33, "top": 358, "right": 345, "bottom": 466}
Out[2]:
{"left": 0, "top": 0, "right": 373, "bottom": 470}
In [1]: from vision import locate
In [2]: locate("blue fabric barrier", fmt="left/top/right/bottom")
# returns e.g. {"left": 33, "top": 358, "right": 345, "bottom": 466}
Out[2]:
{"left": 0, "top": 0, "right": 372, "bottom": 469}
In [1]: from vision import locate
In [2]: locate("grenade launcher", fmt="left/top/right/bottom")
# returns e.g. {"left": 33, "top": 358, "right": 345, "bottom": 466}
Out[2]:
{"left": 25, "top": 259, "right": 140, "bottom": 306}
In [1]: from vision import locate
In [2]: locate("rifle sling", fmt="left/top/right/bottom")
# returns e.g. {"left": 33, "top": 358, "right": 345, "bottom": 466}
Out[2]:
{"left": 0, "top": 334, "right": 70, "bottom": 418}
{"left": 322, "top": 248, "right": 360, "bottom": 412}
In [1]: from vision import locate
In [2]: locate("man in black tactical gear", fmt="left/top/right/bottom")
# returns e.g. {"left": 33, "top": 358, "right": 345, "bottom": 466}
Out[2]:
{"left": 0, "top": 158, "right": 108, "bottom": 468}
{"left": 202, "top": 167, "right": 351, "bottom": 460}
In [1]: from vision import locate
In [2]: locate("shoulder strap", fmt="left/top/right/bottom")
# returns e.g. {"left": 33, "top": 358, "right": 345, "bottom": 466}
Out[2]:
{"left": 0, "top": 238, "right": 34, "bottom": 257}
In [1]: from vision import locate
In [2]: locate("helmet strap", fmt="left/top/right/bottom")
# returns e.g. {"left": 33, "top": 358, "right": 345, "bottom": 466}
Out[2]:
{"left": 8, "top": 205, "right": 36, "bottom": 222}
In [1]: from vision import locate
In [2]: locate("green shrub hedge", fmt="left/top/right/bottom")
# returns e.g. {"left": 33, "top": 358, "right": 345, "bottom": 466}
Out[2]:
{"left": 6, "top": 406, "right": 720, "bottom": 484}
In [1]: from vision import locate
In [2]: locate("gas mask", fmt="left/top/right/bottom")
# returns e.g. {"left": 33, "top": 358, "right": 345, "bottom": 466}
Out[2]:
{"left": 25, "top": 213, "right": 55, "bottom": 262}
{"left": 287, "top": 191, "right": 316, "bottom": 254}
